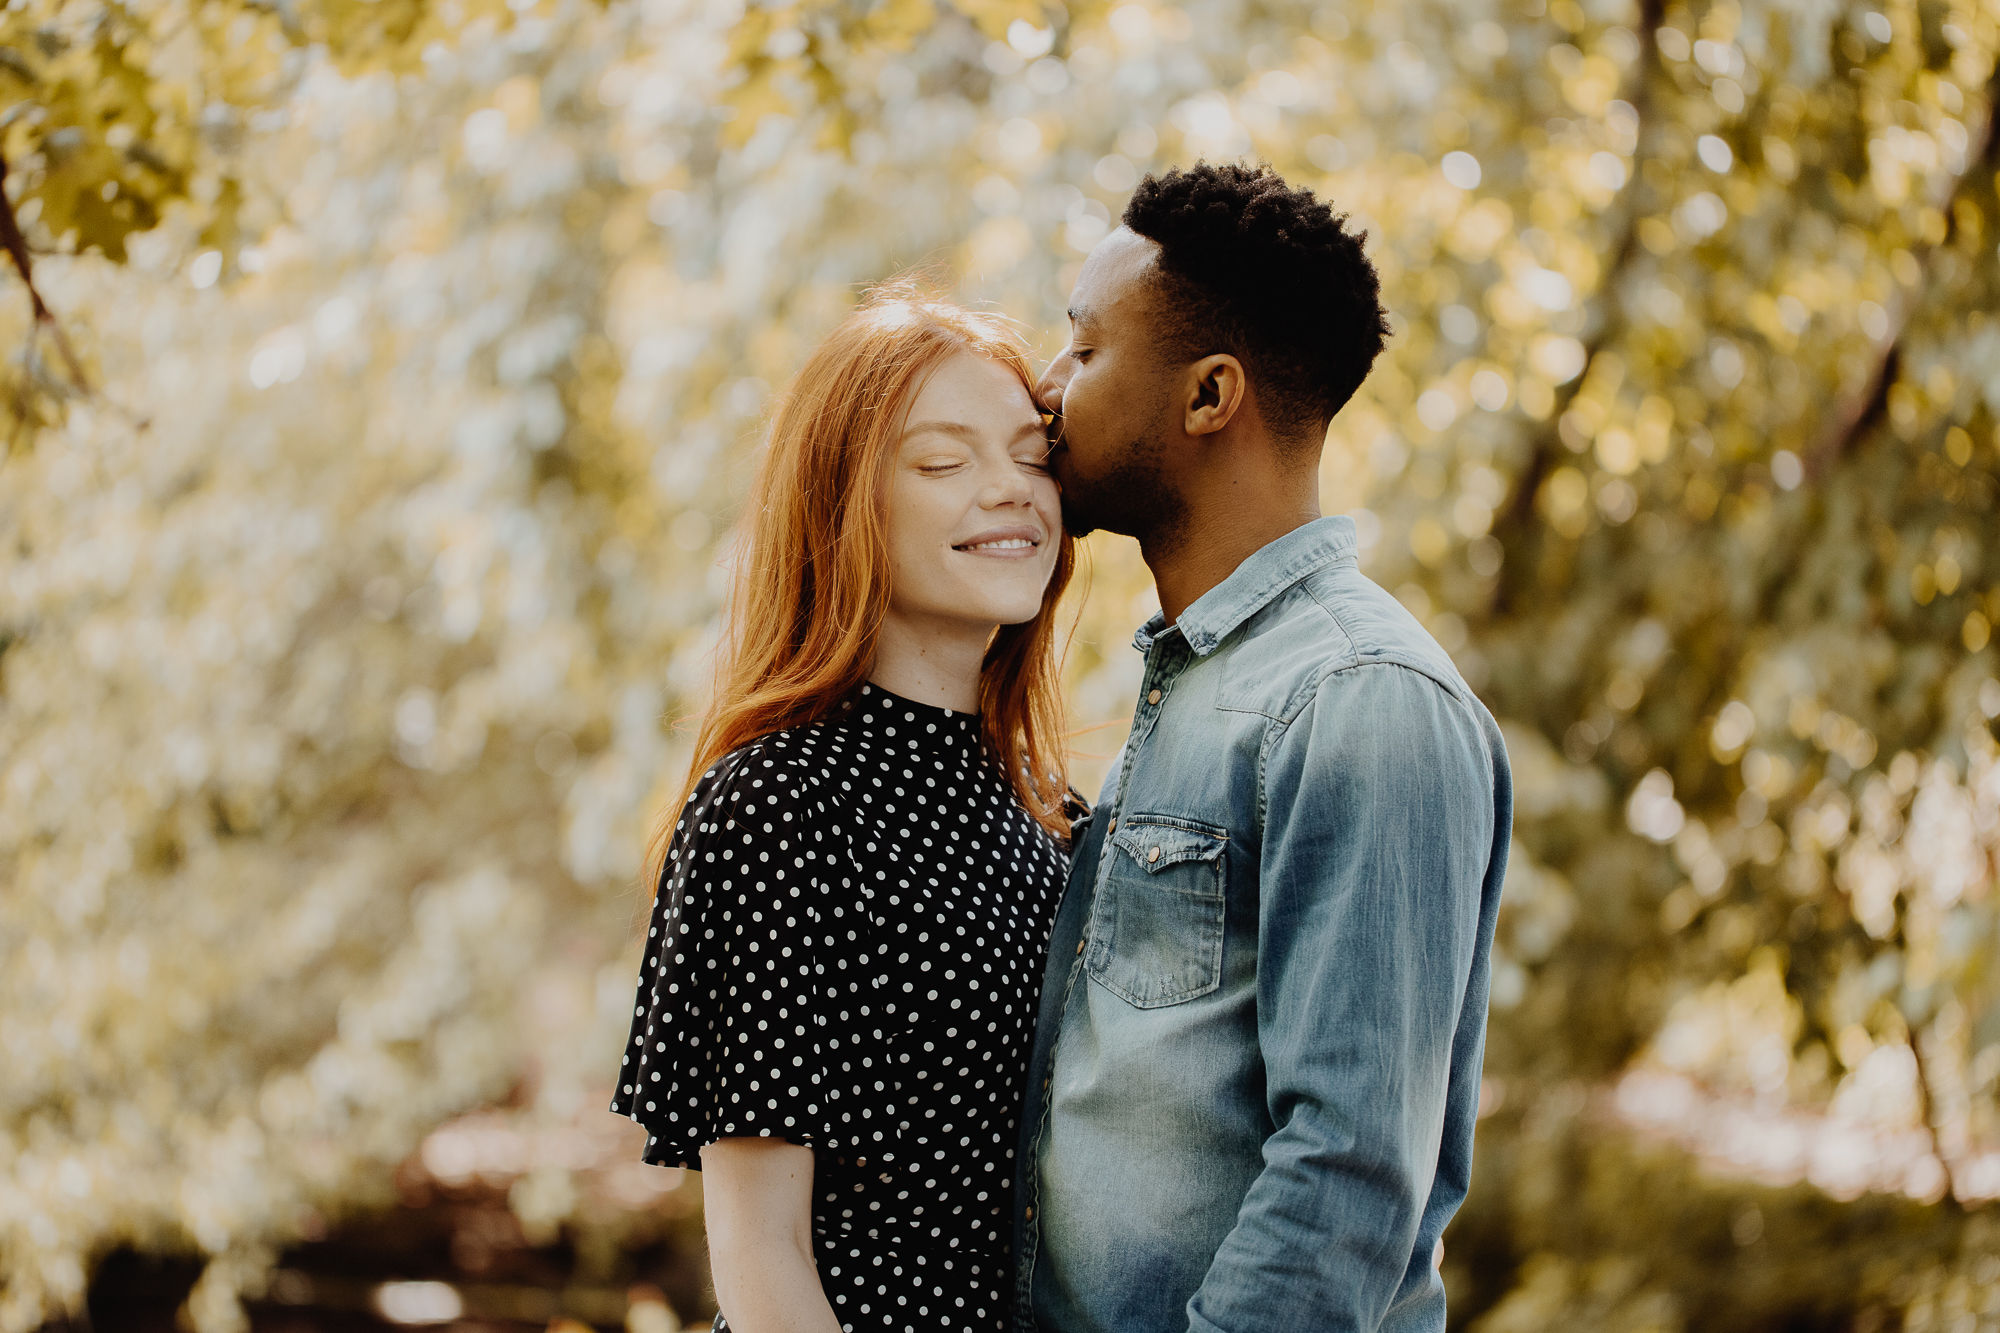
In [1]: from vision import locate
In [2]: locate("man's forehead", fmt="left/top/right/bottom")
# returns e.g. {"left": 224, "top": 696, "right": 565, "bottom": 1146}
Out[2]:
{"left": 1069, "top": 227, "right": 1159, "bottom": 326}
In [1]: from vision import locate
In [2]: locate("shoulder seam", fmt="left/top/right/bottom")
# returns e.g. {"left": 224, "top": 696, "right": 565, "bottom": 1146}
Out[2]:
{"left": 1325, "top": 651, "right": 1474, "bottom": 707}
{"left": 1301, "top": 568, "right": 1474, "bottom": 707}
{"left": 1214, "top": 580, "right": 1358, "bottom": 725}
{"left": 1257, "top": 659, "right": 1491, "bottom": 828}
{"left": 1274, "top": 658, "right": 1485, "bottom": 753}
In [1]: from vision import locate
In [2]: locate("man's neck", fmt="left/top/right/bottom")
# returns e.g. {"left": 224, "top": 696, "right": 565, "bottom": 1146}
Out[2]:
{"left": 1143, "top": 489, "right": 1322, "bottom": 626}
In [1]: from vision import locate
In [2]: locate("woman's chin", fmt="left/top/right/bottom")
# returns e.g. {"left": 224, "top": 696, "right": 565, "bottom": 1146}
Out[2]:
{"left": 956, "top": 601, "right": 1045, "bottom": 631}
{"left": 941, "top": 577, "right": 1055, "bottom": 628}
{"left": 992, "top": 589, "right": 1059, "bottom": 626}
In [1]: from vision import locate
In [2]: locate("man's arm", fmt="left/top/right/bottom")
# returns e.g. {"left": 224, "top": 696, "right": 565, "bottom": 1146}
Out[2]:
{"left": 1186, "top": 662, "right": 1501, "bottom": 1332}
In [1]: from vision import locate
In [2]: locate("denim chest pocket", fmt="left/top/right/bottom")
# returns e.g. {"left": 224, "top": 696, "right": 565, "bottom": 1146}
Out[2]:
{"left": 1085, "top": 815, "right": 1228, "bottom": 1009}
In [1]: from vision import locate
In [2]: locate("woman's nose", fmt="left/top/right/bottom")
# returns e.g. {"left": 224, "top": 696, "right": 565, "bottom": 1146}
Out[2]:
{"left": 985, "top": 459, "right": 1036, "bottom": 507}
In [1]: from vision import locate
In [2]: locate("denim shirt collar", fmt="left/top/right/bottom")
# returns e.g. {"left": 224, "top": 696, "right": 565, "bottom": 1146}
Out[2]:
{"left": 1132, "top": 515, "right": 1360, "bottom": 658}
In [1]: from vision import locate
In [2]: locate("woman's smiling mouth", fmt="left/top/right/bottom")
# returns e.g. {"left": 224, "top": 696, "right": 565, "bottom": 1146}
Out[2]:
{"left": 953, "top": 527, "right": 1043, "bottom": 554}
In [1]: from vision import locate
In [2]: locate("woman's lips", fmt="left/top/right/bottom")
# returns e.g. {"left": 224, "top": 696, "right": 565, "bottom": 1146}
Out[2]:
{"left": 953, "top": 526, "right": 1043, "bottom": 555}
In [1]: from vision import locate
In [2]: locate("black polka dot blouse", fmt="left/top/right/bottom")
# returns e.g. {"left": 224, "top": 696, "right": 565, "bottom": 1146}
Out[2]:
{"left": 610, "top": 684, "right": 1068, "bottom": 1331}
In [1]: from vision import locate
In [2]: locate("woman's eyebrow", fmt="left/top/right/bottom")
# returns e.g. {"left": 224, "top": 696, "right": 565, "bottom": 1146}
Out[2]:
{"left": 899, "top": 420, "right": 981, "bottom": 441}
{"left": 901, "top": 420, "right": 1047, "bottom": 444}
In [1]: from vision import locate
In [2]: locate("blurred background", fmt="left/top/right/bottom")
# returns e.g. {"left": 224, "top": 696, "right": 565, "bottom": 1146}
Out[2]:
{"left": 1, "top": 0, "right": 1997, "bottom": 1327}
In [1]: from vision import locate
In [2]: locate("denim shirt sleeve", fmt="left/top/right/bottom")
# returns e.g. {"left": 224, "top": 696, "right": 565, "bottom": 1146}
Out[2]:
{"left": 1185, "top": 661, "right": 1501, "bottom": 1333}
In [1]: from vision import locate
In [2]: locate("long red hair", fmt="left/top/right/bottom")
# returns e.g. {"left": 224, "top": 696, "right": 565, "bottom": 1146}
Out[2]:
{"left": 644, "top": 277, "right": 1077, "bottom": 892}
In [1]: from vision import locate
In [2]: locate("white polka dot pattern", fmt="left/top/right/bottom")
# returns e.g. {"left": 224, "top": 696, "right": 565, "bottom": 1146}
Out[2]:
{"left": 609, "top": 684, "right": 1067, "bottom": 1331}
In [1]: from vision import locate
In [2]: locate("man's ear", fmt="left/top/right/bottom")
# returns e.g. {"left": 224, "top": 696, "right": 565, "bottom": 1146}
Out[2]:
{"left": 1184, "top": 354, "right": 1247, "bottom": 438}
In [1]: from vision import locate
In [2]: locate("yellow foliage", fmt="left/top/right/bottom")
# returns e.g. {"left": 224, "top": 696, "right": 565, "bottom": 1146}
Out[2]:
{"left": 1, "top": 0, "right": 1998, "bottom": 1329}
{"left": 948, "top": 0, "right": 1044, "bottom": 41}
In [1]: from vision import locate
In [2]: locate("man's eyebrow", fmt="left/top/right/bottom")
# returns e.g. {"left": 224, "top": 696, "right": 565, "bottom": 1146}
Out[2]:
{"left": 1067, "top": 305, "right": 1094, "bottom": 328}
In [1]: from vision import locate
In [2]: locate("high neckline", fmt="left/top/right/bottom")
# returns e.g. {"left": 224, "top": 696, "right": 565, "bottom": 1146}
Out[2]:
{"left": 842, "top": 682, "right": 981, "bottom": 755}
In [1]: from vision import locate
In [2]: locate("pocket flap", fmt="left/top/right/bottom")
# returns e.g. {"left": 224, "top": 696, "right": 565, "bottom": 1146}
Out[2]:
{"left": 1111, "top": 818, "right": 1227, "bottom": 872}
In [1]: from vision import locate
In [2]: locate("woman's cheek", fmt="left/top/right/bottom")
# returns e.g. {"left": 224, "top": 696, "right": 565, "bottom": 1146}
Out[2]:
{"left": 1035, "top": 479, "right": 1061, "bottom": 522}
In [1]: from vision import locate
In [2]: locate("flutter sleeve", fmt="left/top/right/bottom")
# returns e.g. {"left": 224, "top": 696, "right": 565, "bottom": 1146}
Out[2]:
{"left": 609, "top": 741, "right": 866, "bottom": 1168}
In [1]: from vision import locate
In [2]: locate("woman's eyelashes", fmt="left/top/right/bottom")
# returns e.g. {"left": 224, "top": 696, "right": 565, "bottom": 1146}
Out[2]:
{"left": 910, "top": 445, "right": 975, "bottom": 474}
{"left": 912, "top": 443, "right": 1051, "bottom": 477}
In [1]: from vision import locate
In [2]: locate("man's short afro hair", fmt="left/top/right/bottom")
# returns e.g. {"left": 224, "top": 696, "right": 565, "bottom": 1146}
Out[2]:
{"left": 1122, "top": 161, "right": 1390, "bottom": 444}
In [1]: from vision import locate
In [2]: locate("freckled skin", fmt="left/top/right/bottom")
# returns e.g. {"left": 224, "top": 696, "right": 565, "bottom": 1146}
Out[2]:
{"left": 873, "top": 351, "right": 1062, "bottom": 710}
{"left": 883, "top": 350, "right": 1061, "bottom": 630}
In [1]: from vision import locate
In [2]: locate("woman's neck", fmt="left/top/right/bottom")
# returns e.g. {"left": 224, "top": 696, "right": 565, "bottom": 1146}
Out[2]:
{"left": 869, "top": 609, "right": 991, "bottom": 713}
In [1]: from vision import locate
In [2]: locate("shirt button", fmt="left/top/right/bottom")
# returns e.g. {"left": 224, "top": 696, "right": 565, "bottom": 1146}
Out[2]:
{"left": 1148, "top": 846, "right": 1161, "bottom": 863}
{"left": 1108, "top": 819, "right": 1118, "bottom": 833}
{"left": 1025, "top": 1206, "right": 1034, "bottom": 1219}
{"left": 1076, "top": 938, "right": 1085, "bottom": 954}
{"left": 1147, "top": 689, "right": 1163, "bottom": 705}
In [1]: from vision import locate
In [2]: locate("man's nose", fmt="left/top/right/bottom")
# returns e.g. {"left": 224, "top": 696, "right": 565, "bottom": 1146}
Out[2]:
{"left": 1033, "top": 362, "right": 1066, "bottom": 417}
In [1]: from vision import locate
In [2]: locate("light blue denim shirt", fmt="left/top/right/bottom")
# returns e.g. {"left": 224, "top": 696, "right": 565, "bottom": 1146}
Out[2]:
{"left": 1014, "top": 516, "right": 1511, "bottom": 1333}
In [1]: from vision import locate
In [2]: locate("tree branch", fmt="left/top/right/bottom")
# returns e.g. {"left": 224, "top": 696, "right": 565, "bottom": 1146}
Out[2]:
{"left": 1801, "top": 61, "right": 2000, "bottom": 479}
{"left": 1910, "top": 1016, "right": 1966, "bottom": 1212}
{"left": 0, "top": 143, "right": 91, "bottom": 398}
{"left": 1489, "top": 0, "right": 1665, "bottom": 616}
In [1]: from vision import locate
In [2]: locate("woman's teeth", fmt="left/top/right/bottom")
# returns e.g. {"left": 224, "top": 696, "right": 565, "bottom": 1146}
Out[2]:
{"left": 958, "top": 538, "right": 1036, "bottom": 551}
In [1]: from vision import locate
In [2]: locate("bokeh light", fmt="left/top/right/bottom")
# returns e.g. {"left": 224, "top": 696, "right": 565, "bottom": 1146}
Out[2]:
{"left": 2, "top": 0, "right": 1998, "bottom": 1328}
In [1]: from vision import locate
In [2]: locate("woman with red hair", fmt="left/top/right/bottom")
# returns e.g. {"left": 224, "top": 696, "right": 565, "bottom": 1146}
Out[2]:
{"left": 611, "top": 278, "right": 1077, "bottom": 1332}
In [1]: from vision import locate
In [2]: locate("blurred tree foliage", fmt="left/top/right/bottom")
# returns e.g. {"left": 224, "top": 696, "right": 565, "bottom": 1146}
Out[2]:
{"left": 0, "top": 0, "right": 521, "bottom": 262}
{"left": 0, "top": 0, "right": 606, "bottom": 430}
{"left": 2, "top": 0, "right": 1998, "bottom": 1330}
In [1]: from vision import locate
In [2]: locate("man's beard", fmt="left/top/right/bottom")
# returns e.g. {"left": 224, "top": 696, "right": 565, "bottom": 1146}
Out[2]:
{"left": 1053, "top": 421, "right": 1187, "bottom": 552}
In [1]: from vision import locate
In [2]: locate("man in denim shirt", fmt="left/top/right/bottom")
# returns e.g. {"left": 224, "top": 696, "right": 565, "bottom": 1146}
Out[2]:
{"left": 1016, "top": 164, "right": 1511, "bottom": 1332}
